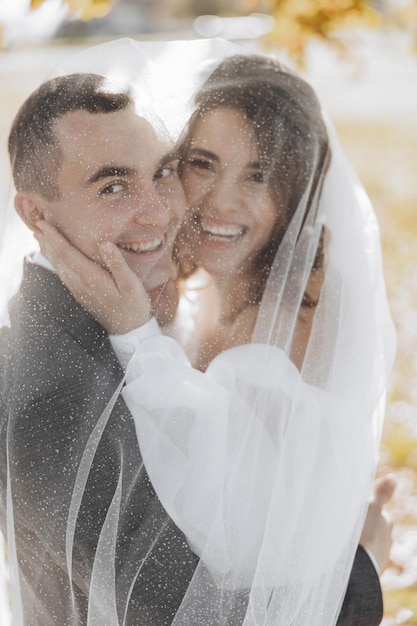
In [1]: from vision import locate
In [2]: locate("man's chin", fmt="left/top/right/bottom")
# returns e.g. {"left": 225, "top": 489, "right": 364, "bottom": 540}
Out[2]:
{"left": 133, "top": 264, "right": 172, "bottom": 294}
{"left": 123, "top": 246, "right": 176, "bottom": 292}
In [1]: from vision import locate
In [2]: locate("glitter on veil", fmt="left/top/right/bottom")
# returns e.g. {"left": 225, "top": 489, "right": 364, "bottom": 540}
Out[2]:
{"left": 0, "top": 37, "right": 395, "bottom": 626}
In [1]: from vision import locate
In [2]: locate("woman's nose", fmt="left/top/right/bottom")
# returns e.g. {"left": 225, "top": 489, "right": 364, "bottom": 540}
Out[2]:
{"left": 207, "top": 175, "right": 241, "bottom": 214}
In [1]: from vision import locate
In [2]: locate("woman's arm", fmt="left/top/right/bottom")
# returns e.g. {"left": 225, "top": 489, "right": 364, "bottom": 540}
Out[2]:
{"left": 35, "top": 219, "right": 394, "bottom": 610}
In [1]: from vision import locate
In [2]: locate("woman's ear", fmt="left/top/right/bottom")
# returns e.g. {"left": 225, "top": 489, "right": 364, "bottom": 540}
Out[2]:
{"left": 14, "top": 192, "right": 46, "bottom": 233}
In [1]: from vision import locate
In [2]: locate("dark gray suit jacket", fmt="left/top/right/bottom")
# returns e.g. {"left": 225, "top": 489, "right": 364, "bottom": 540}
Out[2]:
{"left": 0, "top": 262, "right": 382, "bottom": 625}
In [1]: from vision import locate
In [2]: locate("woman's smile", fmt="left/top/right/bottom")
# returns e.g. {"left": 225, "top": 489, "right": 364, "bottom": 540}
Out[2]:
{"left": 198, "top": 216, "right": 248, "bottom": 243}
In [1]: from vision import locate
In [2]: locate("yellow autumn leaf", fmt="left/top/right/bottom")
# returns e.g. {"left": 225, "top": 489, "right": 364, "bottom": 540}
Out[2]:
{"left": 398, "top": 0, "right": 417, "bottom": 25}
{"left": 30, "top": 0, "right": 48, "bottom": 9}
{"left": 30, "top": 0, "right": 113, "bottom": 21}
{"left": 384, "top": 587, "right": 417, "bottom": 624}
{"left": 66, "top": 0, "right": 113, "bottom": 21}
{"left": 383, "top": 421, "right": 417, "bottom": 467}
{"left": 265, "top": 0, "right": 381, "bottom": 59}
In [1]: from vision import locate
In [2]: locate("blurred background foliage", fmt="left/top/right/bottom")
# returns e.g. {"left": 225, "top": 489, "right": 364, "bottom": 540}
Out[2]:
{"left": 0, "top": 0, "right": 416, "bottom": 623}
{"left": 29, "top": 0, "right": 113, "bottom": 20}
{"left": 0, "top": 0, "right": 413, "bottom": 56}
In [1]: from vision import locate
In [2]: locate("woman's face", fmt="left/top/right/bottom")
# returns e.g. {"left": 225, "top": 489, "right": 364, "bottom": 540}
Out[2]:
{"left": 180, "top": 107, "right": 284, "bottom": 280}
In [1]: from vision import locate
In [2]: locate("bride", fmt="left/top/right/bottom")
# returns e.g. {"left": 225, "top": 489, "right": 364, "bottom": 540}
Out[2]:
{"left": 3, "top": 38, "right": 395, "bottom": 624}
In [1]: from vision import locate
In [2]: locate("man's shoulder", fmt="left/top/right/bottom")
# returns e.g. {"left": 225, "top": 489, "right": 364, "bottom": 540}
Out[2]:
{"left": 338, "top": 545, "right": 383, "bottom": 626}
{"left": 0, "top": 267, "right": 123, "bottom": 416}
{"left": 3, "top": 264, "right": 78, "bottom": 356}
{"left": 2, "top": 262, "right": 120, "bottom": 394}
{"left": 7, "top": 261, "right": 108, "bottom": 346}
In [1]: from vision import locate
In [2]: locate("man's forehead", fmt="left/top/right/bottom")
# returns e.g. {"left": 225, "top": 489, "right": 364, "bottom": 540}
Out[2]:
{"left": 51, "top": 108, "right": 172, "bottom": 186}
{"left": 53, "top": 105, "right": 153, "bottom": 138}
{"left": 54, "top": 107, "right": 172, "bottom": 165}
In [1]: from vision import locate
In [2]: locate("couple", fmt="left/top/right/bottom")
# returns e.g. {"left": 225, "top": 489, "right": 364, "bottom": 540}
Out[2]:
{"left": 0, "top": 38, "right": 395, "bottom": 625}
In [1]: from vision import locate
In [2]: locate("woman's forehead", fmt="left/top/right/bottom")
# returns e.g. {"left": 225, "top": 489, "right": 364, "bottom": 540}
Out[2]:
{"left": 191, "top": 107, "right": 255, "bottom": 143}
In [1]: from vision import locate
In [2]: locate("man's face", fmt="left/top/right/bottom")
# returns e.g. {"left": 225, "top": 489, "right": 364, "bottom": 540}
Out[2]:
{"left": 41, "top": 105, "right": 186, "bottom": 290}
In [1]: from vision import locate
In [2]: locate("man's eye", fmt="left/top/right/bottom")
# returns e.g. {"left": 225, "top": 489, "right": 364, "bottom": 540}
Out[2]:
{"left": 154, "top": 165, "right": 176, "bottom": 180}
{"left": 100, "top": 182, "right": 125, "bottom": 195}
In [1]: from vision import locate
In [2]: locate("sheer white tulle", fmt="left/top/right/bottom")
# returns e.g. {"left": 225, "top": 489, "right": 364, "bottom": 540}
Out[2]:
{"left": 114, "top": 109, "right": 395, "bottom": 624}
{"left": 0, "top": 37, "right": 395, "bottom": 626}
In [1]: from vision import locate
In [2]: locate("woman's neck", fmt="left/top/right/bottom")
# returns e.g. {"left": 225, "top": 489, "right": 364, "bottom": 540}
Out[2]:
{"left": 210, "top": 269, "right": 257, "bottom": 325}
{"left": 168, "top": 268, "right": 259, "bottom": 371}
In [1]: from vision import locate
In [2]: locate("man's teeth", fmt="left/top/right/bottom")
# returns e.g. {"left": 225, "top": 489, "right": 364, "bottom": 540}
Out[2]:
{"left": 200, "top": 221, "right": 245, "bottom": 240}
{"left": 118, "top": 238, "right": 162, "bottom": 253}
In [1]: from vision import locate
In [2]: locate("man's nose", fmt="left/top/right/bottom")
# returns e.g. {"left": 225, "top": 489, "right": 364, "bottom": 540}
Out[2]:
{"left": 132, "top": 184, "right": 171, "bottom": 227}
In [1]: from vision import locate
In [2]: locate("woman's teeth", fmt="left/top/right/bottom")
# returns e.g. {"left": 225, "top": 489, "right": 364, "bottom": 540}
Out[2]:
{"left": 200, "top": 221, "right": 245, "bottom": 241}
{"left": 118, "top": 238, "right": 163, "bottom": 253}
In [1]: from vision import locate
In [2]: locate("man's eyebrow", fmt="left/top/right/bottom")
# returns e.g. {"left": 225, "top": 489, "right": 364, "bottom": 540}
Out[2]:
{"left": 87, "top": 166, "right": 136, "bottom": 185}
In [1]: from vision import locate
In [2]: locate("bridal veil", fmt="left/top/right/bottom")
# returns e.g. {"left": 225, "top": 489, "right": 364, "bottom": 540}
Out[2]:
{"left": 0, "top": 37, "right": 396, "bottom": 625}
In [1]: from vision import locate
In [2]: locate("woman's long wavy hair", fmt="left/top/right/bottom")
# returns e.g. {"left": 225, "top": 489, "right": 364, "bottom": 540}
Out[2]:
{"left": 175, "top": 54, "right": 330, "bottom": 303}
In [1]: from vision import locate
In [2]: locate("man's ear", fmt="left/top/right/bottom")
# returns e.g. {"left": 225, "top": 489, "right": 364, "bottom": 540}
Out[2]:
{"left": 14, "top": 192, "right": 46, "bottom": 233}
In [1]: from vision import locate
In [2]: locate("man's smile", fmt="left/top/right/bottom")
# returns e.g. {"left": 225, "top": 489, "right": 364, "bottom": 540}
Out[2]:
{"left": 117, "top": 237, "right": 164, "bottom": 254}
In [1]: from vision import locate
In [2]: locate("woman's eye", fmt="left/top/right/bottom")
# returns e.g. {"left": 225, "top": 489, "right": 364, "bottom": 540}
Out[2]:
{"left": 100, "top": 182, "right": 125, "bottom": 195}
{"left": 187, "top": 158, "right": 213, "bottom": 171}
{"left": 248, "top": 171, "right": 265, "bottom": 183}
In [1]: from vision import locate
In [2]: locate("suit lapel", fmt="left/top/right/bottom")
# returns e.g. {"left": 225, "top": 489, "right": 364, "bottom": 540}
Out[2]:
{"left": 17, "top": 261, "right": 122, "bottom": 372}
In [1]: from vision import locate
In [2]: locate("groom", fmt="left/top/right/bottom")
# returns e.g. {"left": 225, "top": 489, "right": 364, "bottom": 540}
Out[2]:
{"left": 0, "top": 72, "right": 197, "bottom": 625}
{"left": 1, "top": 72, "right": 391, "bottom": 625}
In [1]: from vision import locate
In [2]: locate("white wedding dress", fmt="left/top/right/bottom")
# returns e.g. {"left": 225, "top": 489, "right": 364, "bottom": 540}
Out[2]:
{"left": 112, "top": 301, "right": 377, "bottom": 592}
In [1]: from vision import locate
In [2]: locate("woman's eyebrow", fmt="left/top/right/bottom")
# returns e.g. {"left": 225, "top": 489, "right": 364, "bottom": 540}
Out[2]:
{"left": 188, "top": 148, "right": 219, "bottom": 162}
{"left": 159, "top": 152, "right": 180, "bottom": 166}
{"left": 86, "top": 166, "right": 136, "bottom": 185}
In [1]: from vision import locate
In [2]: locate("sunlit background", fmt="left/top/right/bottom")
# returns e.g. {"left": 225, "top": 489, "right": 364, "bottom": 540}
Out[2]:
{"left": 0, "top": 0, "right": 416, "bottom": 624}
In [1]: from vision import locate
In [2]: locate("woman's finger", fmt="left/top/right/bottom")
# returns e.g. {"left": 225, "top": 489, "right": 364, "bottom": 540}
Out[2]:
{"left": 99, "top": 242, "right": 146, "bottom": 297}
{"left": 372, "top": 474, "right": 396, "bottom": 509}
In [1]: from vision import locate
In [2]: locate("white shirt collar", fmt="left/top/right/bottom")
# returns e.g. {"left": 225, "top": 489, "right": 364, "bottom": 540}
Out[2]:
{"left": 29, "top": 251, "right": 56, "bottom": 273}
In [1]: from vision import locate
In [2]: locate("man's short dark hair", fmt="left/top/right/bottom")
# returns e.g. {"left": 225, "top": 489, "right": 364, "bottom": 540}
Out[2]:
{"left": 8, "top": 73, "right": 132, "bottom": 200}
